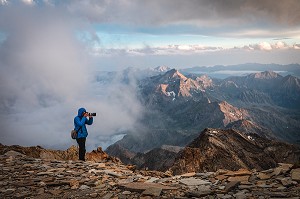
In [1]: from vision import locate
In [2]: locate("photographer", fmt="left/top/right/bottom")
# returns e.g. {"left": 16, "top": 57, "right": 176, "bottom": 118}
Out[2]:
{"left": 74, "top": 107, "right": 94, "bottom": 161}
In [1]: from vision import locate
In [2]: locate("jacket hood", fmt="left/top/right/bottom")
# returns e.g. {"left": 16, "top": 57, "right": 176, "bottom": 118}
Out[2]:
{"left": 77, "top": 107, "right": 86, "bottom": 117}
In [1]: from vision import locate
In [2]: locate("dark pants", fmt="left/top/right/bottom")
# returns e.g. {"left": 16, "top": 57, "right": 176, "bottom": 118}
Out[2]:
{"left": 76, "top": 138, "right": 86, "bottom": 161}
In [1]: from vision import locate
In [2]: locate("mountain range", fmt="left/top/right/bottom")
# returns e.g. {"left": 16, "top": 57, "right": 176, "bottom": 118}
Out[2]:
{"left": 105, "top": 67, "right": 300, "bottom": 170}
{"left": 181, "top": 63, "right": 300, "bottom": 78}
{"left": 1, "top": 64, "right": 300, "bottom": 198}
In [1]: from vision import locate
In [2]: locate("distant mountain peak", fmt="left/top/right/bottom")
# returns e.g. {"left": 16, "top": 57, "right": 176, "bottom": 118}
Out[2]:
{"left": 280, "top": 74, "right": 300, "bottom": 91}
{"left": 251, "top": 71, "right": 282, "bottom": 79}
{"left": 153, "top": 66, "right": 172, "bottom": 72}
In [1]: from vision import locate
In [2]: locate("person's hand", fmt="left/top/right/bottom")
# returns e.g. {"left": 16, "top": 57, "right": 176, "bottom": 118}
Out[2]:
{"left": 83, "top": 112, "right": 89, "bottom": 117}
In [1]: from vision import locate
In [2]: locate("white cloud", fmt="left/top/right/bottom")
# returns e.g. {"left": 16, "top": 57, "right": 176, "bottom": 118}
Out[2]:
{"left": 0, "top": 0, "right": 8, "bottom": 5}
{"left": 258, "top": 42, "right": 273, "bottom": 51}
{"left": 274, "top": 41, "right": 288, "bottom": 49}
{"left": 240, "top": 41, "right": 298, "bottom": 51}
{"left": 21, "top": 0, "right": 35, "bottom": 5}
{"left": 93, "top": 41, "right": 299, "bottom": 57}
{"left": 0, "top": 4, "right": 143, "bottom": 151}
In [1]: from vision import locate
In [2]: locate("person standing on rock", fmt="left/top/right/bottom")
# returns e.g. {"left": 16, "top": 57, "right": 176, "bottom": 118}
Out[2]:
{"left": 74, "top": 107, "right": 94, "bottom": 161}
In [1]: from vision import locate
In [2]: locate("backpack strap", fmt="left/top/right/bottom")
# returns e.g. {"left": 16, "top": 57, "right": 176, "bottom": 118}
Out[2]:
{"left": 76, "top": 126, "right": 82, "bottom": 133}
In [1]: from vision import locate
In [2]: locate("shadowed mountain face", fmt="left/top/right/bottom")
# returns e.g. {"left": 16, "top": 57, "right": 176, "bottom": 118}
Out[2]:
{"left": 106, "top": 69, "right": 300, "bottom": 164}
{"left": 213, "top": 71, "right": 300, "bottom": 109}
{"left": 170, "top": 128, "right": 300, "bottom": 175}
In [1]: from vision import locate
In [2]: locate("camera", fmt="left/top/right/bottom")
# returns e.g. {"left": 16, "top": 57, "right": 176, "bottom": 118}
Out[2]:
{"left": 87, "top": 112, "right": 96, "bottom": 116}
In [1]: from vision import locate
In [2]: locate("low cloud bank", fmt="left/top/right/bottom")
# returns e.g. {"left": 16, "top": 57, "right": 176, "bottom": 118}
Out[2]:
{"left": 0, "top": 4, "right": 143, "bottom": 151}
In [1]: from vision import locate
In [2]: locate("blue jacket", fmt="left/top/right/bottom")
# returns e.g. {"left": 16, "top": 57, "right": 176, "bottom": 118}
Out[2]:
{"left": 74, "top": 108, "right": 93, "bottom": 139}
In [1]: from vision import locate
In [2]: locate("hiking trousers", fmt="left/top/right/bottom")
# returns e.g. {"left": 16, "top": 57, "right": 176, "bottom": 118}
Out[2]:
{"left": 76, "top": 138, "right": 86, "bottom": 161}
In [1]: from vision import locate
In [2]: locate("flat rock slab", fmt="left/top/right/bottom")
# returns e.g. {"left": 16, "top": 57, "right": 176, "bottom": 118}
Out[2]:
{"left": 291, "top": 169, "right": 300, "bottom": 181}
{"left": 225, "top": 169, "right": 252, "bottom": 176}
{"left": 186, "top": 190, "right": 214, "bottom": 197}
{"left": 179, "top": 178, "right": 211, "bottom": 186}
{"left": 119, "top": 182, "right": 177, "bottom": 193}
{"left": 101, "top": 170, "right": 123, "bottom": 178}
{"left": 228, "top": 175, "right": 249, "bottom": 182}
{"left": 257, "top": 172, "right": 271, "bottom": 180}
{"left": 179, "top": 172, "right": 196, "bottom": 177}
{"left": 142, "top": 187, "right": 162, "bottom": 197}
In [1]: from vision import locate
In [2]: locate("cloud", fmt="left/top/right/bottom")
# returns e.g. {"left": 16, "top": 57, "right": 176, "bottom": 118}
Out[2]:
{"left": 241, "top": 41, "right": 293, "bottom": 51}
{"left": 93, "top": 41, "right": 298, "bottom": 57}
{"left": 0, "top": 4, "right": 143, "bottom": 151}
{"left": 62, "top": 0, "right": 300, "bottom": 26}
{"left": 21, "top": 0, "right": 34, "bottom": 5}
{"left": 2, "top": 0, "right": 300, "bottom": 38}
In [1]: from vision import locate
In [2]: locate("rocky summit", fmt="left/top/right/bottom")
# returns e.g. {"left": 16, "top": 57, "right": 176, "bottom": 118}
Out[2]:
{"left": 1, "top": 146, "right": 300, "bottom": 199}
{"left": 171, "top": 128, "right": 300, "bottom": 175}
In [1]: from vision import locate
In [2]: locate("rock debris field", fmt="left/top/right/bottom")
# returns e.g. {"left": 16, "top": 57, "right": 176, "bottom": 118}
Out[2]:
{"left": 1, "top": 150, "right": 300, "bottom": 199}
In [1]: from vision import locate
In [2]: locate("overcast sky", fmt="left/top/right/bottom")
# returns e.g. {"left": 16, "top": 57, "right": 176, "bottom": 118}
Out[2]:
{"left": 1, "top": 0, "right": 300, "bottom": 70}
{"left": 0, "top": 0, "right": 300, "bottom": 150}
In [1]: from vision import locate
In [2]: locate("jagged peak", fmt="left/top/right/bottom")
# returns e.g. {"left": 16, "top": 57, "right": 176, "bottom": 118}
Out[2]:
{"left": 188, "top": 128, "right": 239, "bottom": 148}
{"left": 217, "top": 101, "right": 249, "bottom": 126}
{"left": 164, "top": 69, "right": 187, "bottom": 80}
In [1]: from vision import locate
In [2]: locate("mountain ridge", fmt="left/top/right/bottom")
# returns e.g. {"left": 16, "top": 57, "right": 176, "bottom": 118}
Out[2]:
{"left": 170, "top": 128, "right": 300, "bottom": 175}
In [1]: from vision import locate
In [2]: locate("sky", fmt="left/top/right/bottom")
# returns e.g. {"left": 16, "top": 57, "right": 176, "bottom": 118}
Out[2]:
{"left": 0, "top": 0, "right": 300, "bottom": 150}
{"left": 0, "top": 0, "right": 300, "bottom": 70}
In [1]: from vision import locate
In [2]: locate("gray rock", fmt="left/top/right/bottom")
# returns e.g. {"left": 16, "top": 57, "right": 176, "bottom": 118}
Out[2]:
{"left": 291, "top": 168, "right": 300, "bottom": 181}
{"left": 122, "top": 191, "right": 131, "bottom": 195}
{"left": 102, "top": 193, "right": 114, "bottom": 199}
{"left": 179, "top": 178, "right": 211, "bottom": 186}
{"left": 4, "top": 150, "right": 25, "bottom": 157}
{"left": 224, "top": 181, "right": 240, "bottom": 193}
{"left": 186, "top": 190, "right": 214, "bottom": 197}
{"left": 79, "top": 185, "right": 90, "bottom": 190}
{"left": 195, "top": 172, "right": 215, "bottom": 178}
{"left": 281, "top": 177, "right": 293, "bottom": 186}
{"left": 90, "top": 193, "right": 98, "bottom": 198}
{"left": 142, "top": 187, "right": 162, "bottom": 197}
{"left": 119, "top": 182, "right": 177, "bottom": 192}
{"left": 103, "top": 170, "right": 123, "bottom": 178}
{"left": 221, "top": 194, "right": 233, "bottom": 199}
{"left": 145, "top": 177, "right": 159, "bottom": 183}
{"left": 234, "top": 190, "right": 250, "bottom": 199}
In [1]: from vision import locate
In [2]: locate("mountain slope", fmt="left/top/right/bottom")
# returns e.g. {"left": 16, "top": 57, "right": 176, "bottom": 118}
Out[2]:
{"left": 170, "top": 128, "right": 300, "bottom": 174}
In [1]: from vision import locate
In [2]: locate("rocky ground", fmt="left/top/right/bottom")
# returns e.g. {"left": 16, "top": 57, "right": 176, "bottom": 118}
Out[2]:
{"left": 1, "top": 150, "right": 300, "bottom": 199}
